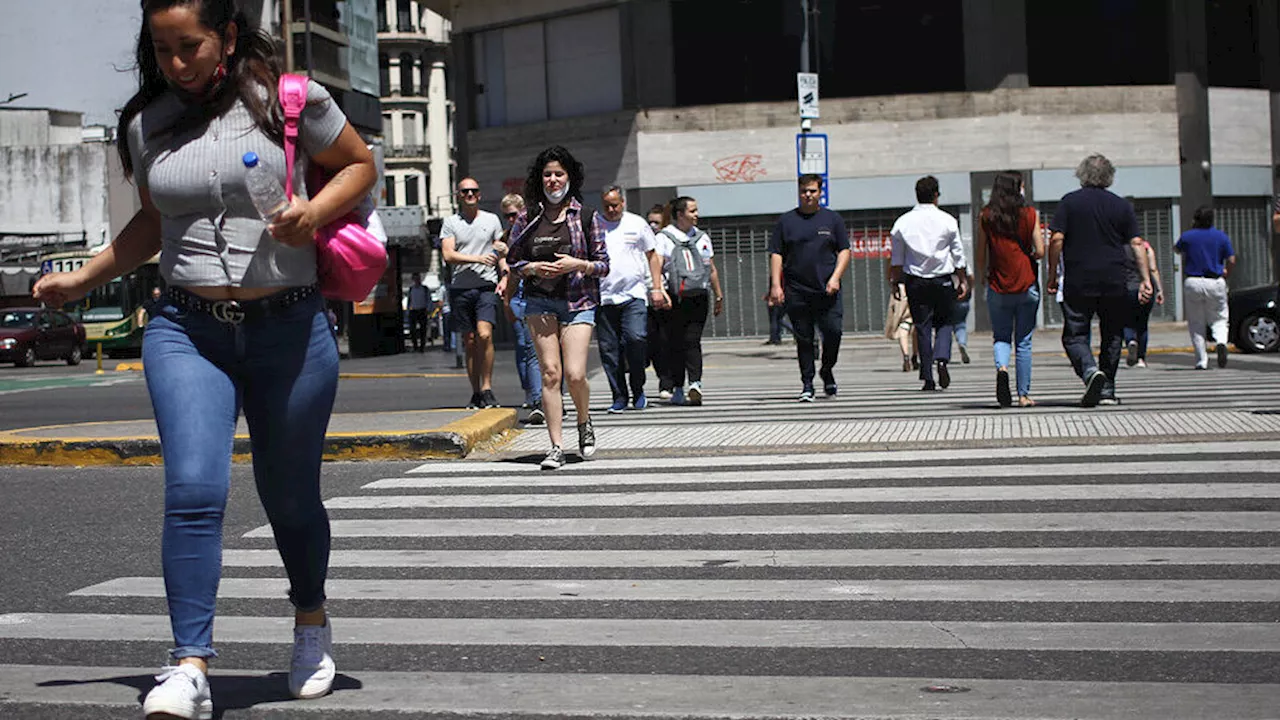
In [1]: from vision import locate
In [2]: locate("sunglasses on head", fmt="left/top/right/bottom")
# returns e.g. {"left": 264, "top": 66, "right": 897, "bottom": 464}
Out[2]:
{"left": 458, "top": 188, "right": 480, "bottom": 196}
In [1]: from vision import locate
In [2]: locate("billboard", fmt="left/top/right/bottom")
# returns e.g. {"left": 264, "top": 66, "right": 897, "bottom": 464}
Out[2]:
{"left": 340, "top": 0, "right": 380, "bottom": 97}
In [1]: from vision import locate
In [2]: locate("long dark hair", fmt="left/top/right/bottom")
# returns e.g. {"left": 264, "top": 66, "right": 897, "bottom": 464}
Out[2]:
{"left": 117, "top": 0, "right": 283, "bottom": 179}
{"left": 521, "top": 145, "right": 585, "bottom": 214}
{"left": 982, "top": 172, "right": 1025, "bottom": 237}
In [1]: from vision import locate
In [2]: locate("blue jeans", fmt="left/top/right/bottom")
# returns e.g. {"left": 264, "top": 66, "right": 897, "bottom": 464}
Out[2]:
{"left": 143, "top": 291, "right": 338, "bottom": 660}
{"left": 986, "top": 285, "right": 1040, "bottom": 398}
{"left": 1123, "top": 290, "right": 1155, "bottom": 360}
{"left": 597, "top": 298, "right": 648, "bottom": 403}
{"left": 510, "top": 293, "right": 542, "bottom": 405}
{"left": 951, "top": 299, "right": 971, "bottom": 347}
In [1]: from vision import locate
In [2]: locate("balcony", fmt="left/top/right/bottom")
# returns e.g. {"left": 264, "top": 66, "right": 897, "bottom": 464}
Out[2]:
{"left": 384, "top": 144, "right": 430, "bottom": 161}
{"left": 381, "top": 87, "right": 431, "bottom": 105}
{"left": 376, "top": 11, "right": 450, "bottom": 45}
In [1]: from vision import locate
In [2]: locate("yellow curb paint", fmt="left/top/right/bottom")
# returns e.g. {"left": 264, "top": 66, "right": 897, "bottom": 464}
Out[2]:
{"left": 114, "top": 362, "right": 143, "bottom": 372}
{"left": 338, "top": 372, "right": 466, "bottom": 379}
{"left": 0, "top": 409, "right": 519, "bottom": 466}
{"left": 438, "top": 408, "right": 518, "bottom": 448}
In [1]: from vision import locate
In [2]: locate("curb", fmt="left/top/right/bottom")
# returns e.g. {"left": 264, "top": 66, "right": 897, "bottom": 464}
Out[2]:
{"left": 0, "top": 409, "right": 517, "bottom": 467}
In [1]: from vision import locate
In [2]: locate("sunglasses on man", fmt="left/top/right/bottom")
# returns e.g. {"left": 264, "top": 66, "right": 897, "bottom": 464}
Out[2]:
{"left": 458, "top": 188, "right": 480, "bottom": 196}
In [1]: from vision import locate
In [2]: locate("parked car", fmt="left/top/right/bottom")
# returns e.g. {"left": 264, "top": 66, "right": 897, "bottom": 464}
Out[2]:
{"left": 1228, "top": 284, "right": 1280, "bottom": 353}
{"left": 0, "top": 307, "right": 86, "bottom": 367}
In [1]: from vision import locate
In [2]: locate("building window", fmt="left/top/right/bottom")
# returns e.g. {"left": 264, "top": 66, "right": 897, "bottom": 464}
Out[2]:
{"left": 404, "top": 175, "right": 420, "bottom": 206}
{"left": 385, "top": 175, "right": 397, "bottom": 206}
{"left": 379, "top": 53, "right": 391, "bottom": 96}
{"left": 470, "top": 8, "right": 623, "bottom": 129}
{"left": 1027, "top": 0, "right": 1170, "bottom": 86}
{"left": 401, "top": 112, "right": 418, "bottom": 146}
{"left": 396, "top": 0, "right": 413, "bottom": 33}
{"left": 400, "top": 51, "right": 415, "bottom": 95}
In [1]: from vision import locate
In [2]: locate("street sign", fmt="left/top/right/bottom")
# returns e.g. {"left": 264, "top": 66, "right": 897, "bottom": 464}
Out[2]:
{"left": 797, "top": 72, "right": 819, "bottom": 119}
{"left": 40, "top": 260, "right": 52, "bottom": 275}
{"left": 796, "top": 132, "right": 829, "bottom": 207}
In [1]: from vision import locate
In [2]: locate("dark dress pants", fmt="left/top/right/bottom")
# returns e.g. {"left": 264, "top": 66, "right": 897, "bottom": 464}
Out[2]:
{"left": 904, "top": 274, "right": 956, "bottom": 385}
{"left": 1061, "top": 290, "right": 1128, "bottom": 396}
{"left": 786, "top": 292, "right": 843, "bottom": 387}
{"left": 658, "top": 293, "right": 709, "bottom": 389}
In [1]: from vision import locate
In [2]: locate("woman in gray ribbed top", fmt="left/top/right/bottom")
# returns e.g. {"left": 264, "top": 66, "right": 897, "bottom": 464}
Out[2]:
{"left": 33, "top": 1, "right": 375, "bottom": 715}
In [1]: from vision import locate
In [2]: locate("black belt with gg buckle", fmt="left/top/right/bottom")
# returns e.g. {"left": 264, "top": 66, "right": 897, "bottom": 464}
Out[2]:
{"left": 166, "top": 285, "right": 319, "bottom": 325}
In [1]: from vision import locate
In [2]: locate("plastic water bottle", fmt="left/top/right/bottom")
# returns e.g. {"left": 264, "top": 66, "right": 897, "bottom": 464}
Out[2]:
{"left": 242, "top": 151, "right": 291, "bottom": 222}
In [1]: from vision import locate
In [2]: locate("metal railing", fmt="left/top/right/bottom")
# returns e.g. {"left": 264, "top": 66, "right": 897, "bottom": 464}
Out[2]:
{"left": 384, "top": 145, "right": 430, "bottom": 159}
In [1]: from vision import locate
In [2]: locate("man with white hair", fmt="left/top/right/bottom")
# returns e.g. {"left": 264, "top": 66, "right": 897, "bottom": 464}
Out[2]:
{"left": 1046, "top": 154, "right": 1151, "bottom": 407}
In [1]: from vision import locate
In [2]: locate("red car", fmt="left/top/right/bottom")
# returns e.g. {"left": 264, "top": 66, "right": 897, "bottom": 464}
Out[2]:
{"left": 0, "top": 307, "right": 86, "bottom": 367}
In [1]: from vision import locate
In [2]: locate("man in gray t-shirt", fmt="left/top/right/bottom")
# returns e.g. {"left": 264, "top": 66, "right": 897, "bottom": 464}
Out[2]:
{"left": 441, "top": 178, "right": 506, "bottom": 409}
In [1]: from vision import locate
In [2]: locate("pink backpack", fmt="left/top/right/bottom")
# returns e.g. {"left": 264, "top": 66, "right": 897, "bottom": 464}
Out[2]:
{"left": 279, "top": 74, "right": 388, "bottom": 303}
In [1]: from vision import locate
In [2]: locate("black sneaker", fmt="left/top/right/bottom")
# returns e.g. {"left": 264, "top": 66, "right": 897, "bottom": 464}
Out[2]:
{"left": 540, "top": 445, "right": 565, "bottom": 470}
{"left": 798, "top": 386, "right": 816, "bottom": 403}
{"left": 959, "top": 344, "right": 970, "bottom": 364}
{"left": 1081, "top": 369, "right": 1106, "bottom": 408}
{"left": 526, "top": 404, "right": 546, "bottom": 425}
{"left": 1098, "top": 396, "right": 1122, "bottom": 406}
{"left": 480, "top": 389, "right": 500, "bottom": 408}
{"left": 820, "top": 369, "right": 837, "bottom": 397}
{"left": 996, "top": 367, "right": 1012, "bottom": 408}
{"left": 937, "top": 361, "right": 950, "bottom": 390}
{"left": 1217, "top": 343, "right": 1229, "bottom": 368}
{"left": 578, "top": 417, "right": 596, "bottom": 458}
{"left": 466, "top": 392, "right": 482, "bottom": 409}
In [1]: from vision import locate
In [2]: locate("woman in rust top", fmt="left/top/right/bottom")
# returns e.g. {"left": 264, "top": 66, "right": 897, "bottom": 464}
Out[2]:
{"left": 976, "top": 172, "right": 1045, "bottom": 408}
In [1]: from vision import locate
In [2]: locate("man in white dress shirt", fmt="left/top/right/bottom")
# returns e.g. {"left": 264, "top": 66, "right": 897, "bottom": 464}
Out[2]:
{"left": 889, "top": 176, "right": 970, "bottom": 391}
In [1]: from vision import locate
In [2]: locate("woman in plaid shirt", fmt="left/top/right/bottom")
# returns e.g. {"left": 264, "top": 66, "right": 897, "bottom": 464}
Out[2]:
{"left": 507, "top": 146, "right": 610, "bottom": 470}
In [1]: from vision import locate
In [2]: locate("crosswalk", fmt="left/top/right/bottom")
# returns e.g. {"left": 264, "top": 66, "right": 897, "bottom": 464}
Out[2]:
{"left": 502, "top": 342, "right": 1280, "bottom": 454}
{"left": 2, "top": 436, "right": 1280, "bottom": 718}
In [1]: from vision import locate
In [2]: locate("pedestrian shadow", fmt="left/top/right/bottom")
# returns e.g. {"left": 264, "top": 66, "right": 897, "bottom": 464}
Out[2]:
{"left": 38, "top": 672, "right": 363, "bottom": 716}
{"left": 504, "top": 453, "right": 591, "bottom": 466}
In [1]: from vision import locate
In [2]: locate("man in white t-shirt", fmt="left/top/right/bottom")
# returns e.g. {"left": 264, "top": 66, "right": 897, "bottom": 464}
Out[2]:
{"left": 441, "top": 178, "right": 507, "bottom": 409}
{"left": 597, "top": 185, "right": 664, "bottom": 412}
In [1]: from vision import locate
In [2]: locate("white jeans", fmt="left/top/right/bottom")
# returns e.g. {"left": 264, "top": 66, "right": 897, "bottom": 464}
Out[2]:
{"left": 1183, "top": 276, "right": 1229, "bottom": 367}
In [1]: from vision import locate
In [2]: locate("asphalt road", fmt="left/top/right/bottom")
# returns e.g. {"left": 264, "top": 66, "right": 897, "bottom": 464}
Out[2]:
{"left": 0, "top": 345, "right": 542, "bottom": 431}
{"left": 1, "top": 443, "right": 1278, "bottom": 718}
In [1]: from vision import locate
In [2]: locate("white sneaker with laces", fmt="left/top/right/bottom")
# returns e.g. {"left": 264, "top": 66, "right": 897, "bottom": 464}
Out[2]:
{"left": 290, "top": 618, "right": 335, "bottom": 699}
{"left": 142, "top": 663, "right": 212, "bottom": 720}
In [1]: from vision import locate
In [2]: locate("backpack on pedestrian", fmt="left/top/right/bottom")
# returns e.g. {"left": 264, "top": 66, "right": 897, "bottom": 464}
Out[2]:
{"left": 660, "top": 229, "right": 712, "bottom": 299}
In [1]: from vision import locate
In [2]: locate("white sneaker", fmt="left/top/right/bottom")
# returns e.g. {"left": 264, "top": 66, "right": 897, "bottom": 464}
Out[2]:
{"left": 142, "top": 664, "right": 211, "bottom": 720}
{"left": 290, "top": 618, "right": 335, "bottom": 699}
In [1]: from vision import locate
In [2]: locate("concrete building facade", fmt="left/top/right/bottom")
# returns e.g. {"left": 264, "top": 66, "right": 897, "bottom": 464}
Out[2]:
{"left": 426, "top": 0, "right": 1280, "bottom": 337}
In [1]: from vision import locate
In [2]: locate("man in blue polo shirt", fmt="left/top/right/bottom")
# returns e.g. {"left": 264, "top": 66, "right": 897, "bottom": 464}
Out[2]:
{"left": 1047, "top": 154, "right": 1151, "bottom": 407}
{"left": 1175, "top": 205, "right": 1236, "bottom": 369}
{"left": 768, "top": 174, "right": 851, "bottom": 402}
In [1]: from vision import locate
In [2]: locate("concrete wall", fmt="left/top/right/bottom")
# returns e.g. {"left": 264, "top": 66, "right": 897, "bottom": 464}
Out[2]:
{"left": 0, "top": 143, "right": 111, "bottom": 243}
{"left": 464, "top": 84, "right": 1275, "bottom": 217}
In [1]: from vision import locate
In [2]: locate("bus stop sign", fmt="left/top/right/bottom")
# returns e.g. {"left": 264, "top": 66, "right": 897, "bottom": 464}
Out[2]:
{"left": 796, "top": 133, "right": 829, "bottom": 207}
{"left": 40, "top": 260, "right": 52, "bottom": 275}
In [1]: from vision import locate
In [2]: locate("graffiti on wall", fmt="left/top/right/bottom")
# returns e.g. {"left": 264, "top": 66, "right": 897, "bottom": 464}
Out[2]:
{"left": 712, "top": 154, "right": 768, "bottom": 184}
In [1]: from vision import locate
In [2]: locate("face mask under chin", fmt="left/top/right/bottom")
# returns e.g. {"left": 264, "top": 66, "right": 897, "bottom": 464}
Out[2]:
{"left": 544, "top": 185, "right": 569, "bottom": 205}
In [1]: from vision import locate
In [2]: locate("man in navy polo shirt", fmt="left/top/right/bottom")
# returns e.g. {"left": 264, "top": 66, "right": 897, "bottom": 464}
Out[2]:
{"left": 768, "top": 174, "right": 851, "bottom": 402}
{"left": 1047, "top": 154, "right": 1151, "bottom": 407}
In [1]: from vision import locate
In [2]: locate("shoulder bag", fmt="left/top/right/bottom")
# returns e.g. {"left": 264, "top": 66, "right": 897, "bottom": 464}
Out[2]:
{"left": 279, "top": 74, "right": 388, "bottom": 302}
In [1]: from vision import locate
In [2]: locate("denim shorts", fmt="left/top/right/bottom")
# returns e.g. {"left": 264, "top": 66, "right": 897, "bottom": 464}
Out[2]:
{"left": 524, "top": 295, "right": 596, "bottom": 326}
